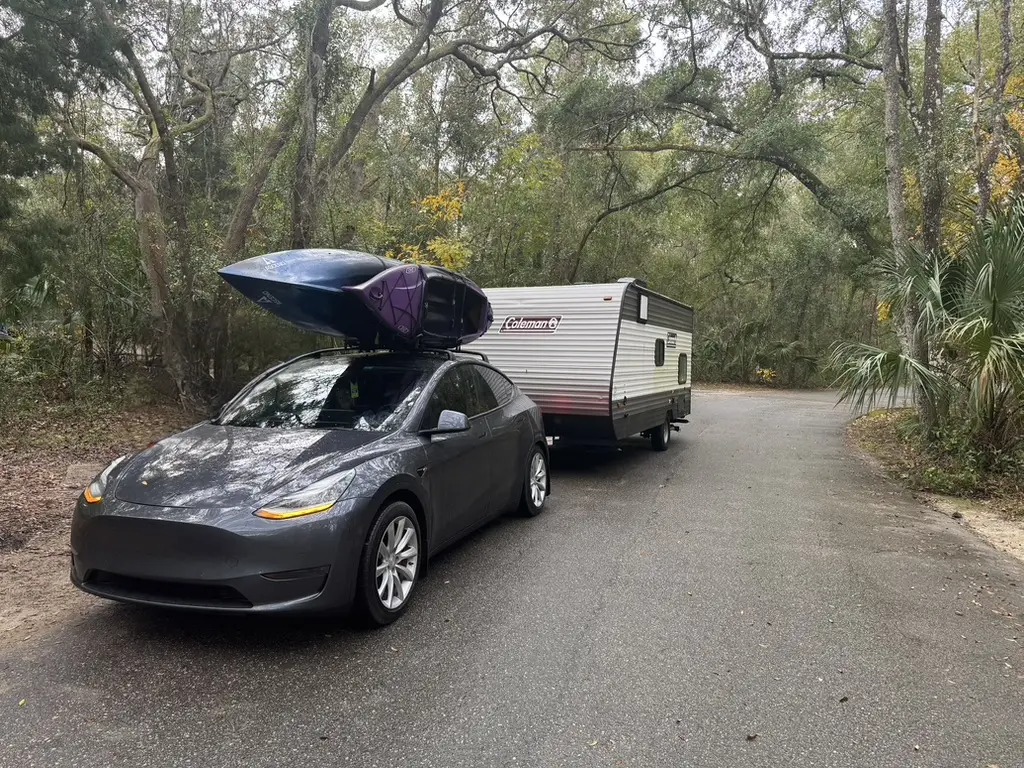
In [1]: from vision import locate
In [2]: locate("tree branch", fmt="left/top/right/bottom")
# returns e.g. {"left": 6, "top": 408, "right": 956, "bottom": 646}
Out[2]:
{"left": 93, "top": 0, "right": 184, "bottom": 228}
{"left": 573, "top": 143, "right": 879, "bottom": 253}
{"left": 222, "top": 111, "right": 300, "bottom": 264}
{"left": 62, "top": 120, "right": 140, "bottom": 192}
{"left": 568, "top": 163, "right": 723, "bottom": 281}
{"left": 316, "top": 0, "right": 445, "bottom": 184}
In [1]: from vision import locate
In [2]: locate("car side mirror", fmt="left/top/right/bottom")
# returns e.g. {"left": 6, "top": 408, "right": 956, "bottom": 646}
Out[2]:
{"left": 421, "top": 409, "right": 470, "bottom": 436}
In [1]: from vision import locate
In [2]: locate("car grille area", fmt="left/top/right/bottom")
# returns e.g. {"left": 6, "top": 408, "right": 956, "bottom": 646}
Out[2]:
{"left": 85, "top": 570, "right": 253, "bottom": 608}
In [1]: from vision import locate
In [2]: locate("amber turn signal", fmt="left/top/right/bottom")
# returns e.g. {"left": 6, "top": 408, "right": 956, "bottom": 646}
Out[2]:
{"left": 254, "top": 501, "right": 335, "bottom": 520}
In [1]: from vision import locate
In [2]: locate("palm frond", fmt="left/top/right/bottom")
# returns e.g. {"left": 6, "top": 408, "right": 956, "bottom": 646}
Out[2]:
{"left": 828, "top": 342, "right": 949, "bottom": 414}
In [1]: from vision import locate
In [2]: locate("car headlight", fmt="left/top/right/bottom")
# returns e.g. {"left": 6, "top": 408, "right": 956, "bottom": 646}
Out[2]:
{"left": 255, "top": 469, "right": 356, "bottom": 520}
{"left": 83, "top": 455, "right": 128, "bottom": 504}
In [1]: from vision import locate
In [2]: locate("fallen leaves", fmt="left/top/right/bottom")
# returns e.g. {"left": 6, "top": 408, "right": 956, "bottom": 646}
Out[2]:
{"left": 0, "top": 404, "right": 195, "bottom": 553}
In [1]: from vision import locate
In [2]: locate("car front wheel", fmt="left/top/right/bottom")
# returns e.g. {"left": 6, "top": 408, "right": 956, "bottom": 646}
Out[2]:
{"left": 356, "top": 501, "right": 421, "bottom": 626}
{"left": 519, "top": 446, "right": 549, "bottom": 517}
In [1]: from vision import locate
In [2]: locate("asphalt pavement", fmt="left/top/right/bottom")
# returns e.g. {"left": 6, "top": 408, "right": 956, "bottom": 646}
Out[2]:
{"left": 2, "top": 389, "right": 1022, "bottom": 768}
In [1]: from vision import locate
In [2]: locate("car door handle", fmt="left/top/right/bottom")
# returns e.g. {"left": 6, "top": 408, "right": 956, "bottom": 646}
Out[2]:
{"left": 416, "top": 466, "right": 427, "bottom": 477}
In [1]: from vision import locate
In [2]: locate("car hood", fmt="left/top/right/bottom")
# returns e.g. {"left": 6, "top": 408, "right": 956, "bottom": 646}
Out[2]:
{"left": 113, "top": 422, "right": 383, "bottom": 509}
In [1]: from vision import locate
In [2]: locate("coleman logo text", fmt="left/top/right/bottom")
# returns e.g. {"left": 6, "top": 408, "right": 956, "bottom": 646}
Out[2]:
{"left": 499, "top": 315, "right": 562, "bottom": 333}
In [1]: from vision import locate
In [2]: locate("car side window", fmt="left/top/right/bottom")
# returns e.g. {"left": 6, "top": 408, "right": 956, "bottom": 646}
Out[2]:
{"left": 655, "top": 338, "right": 666, "bottom": 367}
{"left": 465, "top": 365, "right": 500, "bottom": 414}
{"left": 421, "top": 368, "right": 474, "bottom": 429}
{"left": 472, "top": 365, "right": 515, "bottom": 407}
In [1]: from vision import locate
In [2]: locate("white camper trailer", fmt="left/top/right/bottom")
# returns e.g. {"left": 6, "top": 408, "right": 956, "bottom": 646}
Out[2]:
{"left": 467, "top": 279, "right": 694, "bottom": 450}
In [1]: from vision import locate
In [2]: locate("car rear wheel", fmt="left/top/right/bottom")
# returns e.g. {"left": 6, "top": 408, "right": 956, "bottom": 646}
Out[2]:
{"left": 651, "top": 417, "right": 671, "bottom": 451}
{"left": 518, "top": 446, "right": 548, "bottom": 517}
{"left": 356, "top": 501, "right": 421, "bottom": 626}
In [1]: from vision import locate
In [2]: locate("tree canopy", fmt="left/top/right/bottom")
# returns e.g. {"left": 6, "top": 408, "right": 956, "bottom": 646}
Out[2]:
{"left": 1, "top": 0, "right": 1022, "bottom": 414}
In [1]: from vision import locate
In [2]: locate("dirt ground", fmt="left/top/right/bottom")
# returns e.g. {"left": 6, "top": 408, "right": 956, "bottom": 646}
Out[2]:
{"left": 848, "top": 409, "right": 1024, "bottom": 565}
{"left": 0, "top": 404, "right": 197, "bottom": 644}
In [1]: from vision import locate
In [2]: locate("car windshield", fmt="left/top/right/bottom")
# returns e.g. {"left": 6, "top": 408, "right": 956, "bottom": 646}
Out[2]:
{"left": 217, "top": 354, "right": 438, "bottom": 431}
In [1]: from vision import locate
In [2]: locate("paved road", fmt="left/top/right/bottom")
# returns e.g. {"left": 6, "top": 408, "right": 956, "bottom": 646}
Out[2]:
{"left": 2, "top": 390, "right": 1022, "bottom": 768}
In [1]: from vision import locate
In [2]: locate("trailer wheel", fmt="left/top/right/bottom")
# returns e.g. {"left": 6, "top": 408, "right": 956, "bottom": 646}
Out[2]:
{"left": 651, "top": 417, "right": 671, "bottom": 452}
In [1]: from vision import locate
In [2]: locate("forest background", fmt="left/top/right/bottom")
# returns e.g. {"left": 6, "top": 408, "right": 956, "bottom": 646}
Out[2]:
{"left": 2, "top": 0, "right": 1023, "bottom": 496}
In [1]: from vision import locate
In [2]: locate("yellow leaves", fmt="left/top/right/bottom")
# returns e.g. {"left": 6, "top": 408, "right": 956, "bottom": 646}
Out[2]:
{"left": 1005, "top": 74, "right": 1024, "bottom": 100}
{"left": 877, "top": 301, "right": 893, "bottom": 324}
{"left": 389, "top": 243, "right": 427, "bottom": 264}
{"left": 388, "top": 239, "right": 472, "bottom": 272}
{"left": 418, "top": 182, "right": 466, "bottom": 225}
{"left": 386, "top": 182, "right": 472, "bottom": 272}
{"left": 425, "top": 237, "right": 471, "bottom": 272}
{"left": 991, "top": 153, "right": 1021, "bottom": 204}
{"left": 1006, "top": 110, "right": 1024, "bottom": 139}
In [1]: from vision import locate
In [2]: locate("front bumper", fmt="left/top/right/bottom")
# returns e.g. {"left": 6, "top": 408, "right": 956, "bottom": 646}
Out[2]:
{"left": 70, "top": 496, "right": 371, "bottom": 615}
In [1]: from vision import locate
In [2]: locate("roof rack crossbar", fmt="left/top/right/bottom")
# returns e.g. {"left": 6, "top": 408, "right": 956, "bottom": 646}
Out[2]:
{"left": 454, "top": 348, "right": 489, "bottom": 363}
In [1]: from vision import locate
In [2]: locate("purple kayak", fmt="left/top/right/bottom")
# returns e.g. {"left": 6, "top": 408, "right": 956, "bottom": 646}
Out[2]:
{"left": 346, "top": 263, "right": 493, "bottom": 348}
{"left": 219, "top": 249, "right": 492, "bottom": 349}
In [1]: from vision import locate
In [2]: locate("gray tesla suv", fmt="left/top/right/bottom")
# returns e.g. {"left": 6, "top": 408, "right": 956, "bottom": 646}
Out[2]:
{"left": 70, "top": 349, "right": 549, "bottom": 626}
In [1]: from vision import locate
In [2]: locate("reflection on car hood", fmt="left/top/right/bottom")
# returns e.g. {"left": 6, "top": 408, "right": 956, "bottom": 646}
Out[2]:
{"left": 113, "top": 422, "right": 382, "bottom": 509}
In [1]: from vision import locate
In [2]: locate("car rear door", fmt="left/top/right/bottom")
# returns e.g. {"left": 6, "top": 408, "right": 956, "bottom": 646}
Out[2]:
{"left": 467, "top": 365, "right": 524, "bottom": 512}
{"left": 420, "top": 366, "right": 494, "bottom": 548}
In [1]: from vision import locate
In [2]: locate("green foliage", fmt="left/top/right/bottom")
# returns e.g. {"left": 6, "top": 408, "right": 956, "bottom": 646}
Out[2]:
{"left": 0, "top": 0, "right": 117, "bottom": 223}
{"left": 0, "top": 0, "right": 1019, "bottom": 431}
{"left": 832, "top": 203, "right": 1024, "bottom": 459}
{"left": 853, "top": 408, "right": 1023, "bottom": 498}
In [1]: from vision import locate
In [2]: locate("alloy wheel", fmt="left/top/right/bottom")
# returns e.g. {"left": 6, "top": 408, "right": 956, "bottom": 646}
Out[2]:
{"left": 529, "top": 452, "right": 547, "bottom": 508}
{"left": 375, "top": 515, "right": 419, "bottom": 610}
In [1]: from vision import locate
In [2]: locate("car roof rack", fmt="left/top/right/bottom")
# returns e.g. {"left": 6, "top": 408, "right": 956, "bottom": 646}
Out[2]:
{"left": 453, "top": 348, "right": 489, "bottom": 363}
{"left": 301, "top": 345, "right": 489, "bottom": 364}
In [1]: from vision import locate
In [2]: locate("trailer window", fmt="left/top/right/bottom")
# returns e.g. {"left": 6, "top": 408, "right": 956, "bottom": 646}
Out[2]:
{"left": 678, "top": 353, "right": 688, "bottom": 384}
{"left": 655, "top": 338, "right": 665, "bottom": 367}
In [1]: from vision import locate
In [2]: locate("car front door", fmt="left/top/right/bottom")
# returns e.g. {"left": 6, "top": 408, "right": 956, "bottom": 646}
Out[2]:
{"left": 420, "top": 365, "right": 494, "bottom": 548}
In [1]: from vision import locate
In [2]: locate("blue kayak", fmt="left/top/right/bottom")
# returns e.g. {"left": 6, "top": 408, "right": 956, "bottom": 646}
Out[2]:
{"left": 219, "top": 249, "right": 492, "bottom": 349}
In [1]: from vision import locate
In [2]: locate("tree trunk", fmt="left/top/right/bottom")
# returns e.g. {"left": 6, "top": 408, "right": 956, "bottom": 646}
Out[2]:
{"left": 291, "top": 0, "right": 334, "bottom": 249}
{"left": 914, "top": 0, "right": 942, "bottom": 430}
{"left": 976, "top": 0, "right": 1013, "bottom": 220}
{"left": 222, "top": 107, "right": 300, "bottom": 265}
{"left": 919, "top": 0, "right": 944, "bottom": 259}
{"left": 135, "top": 176, "right": 206, "bottom": 406}
{"left": 882, "top": 0, "right": 935, "bottom": 429}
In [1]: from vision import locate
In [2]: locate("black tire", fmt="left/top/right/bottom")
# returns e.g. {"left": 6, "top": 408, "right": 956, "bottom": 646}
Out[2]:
{"left": 518, "top": 445, "right": 549, "bottom": 517}
{"left": 651, "top": 417, "right": 671, "bottom": 451}
{"left": 354, "top": 501, "right": 422, "bottom": 627}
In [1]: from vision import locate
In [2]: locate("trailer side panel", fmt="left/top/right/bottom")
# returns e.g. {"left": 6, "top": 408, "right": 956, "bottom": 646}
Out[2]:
{"left": 467, "top": 284, "right": 626, "bottom": 438}
{"left": 610, "top": 285, "right": 694, "bottom": 439}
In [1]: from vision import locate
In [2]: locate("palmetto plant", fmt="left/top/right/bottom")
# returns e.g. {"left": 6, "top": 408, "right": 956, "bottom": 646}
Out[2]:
{"left": 831, "top": 203, "right": 1024, "bottom": 453}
